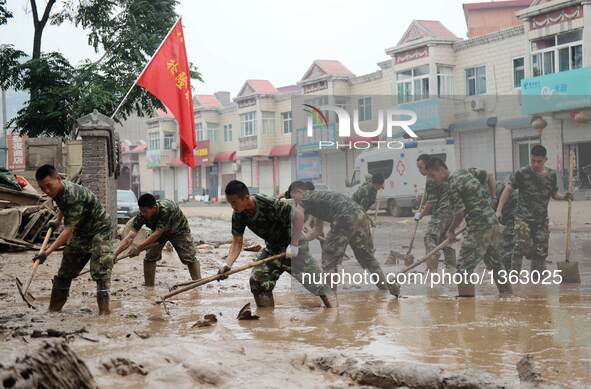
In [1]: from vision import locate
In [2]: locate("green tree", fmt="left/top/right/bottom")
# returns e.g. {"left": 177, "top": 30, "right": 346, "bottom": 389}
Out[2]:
{"left": 0, "top": 0, "right": 202, "bottom": 137}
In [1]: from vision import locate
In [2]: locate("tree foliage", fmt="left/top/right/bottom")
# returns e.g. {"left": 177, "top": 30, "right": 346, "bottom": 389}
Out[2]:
{"left": 0, "top": 0, "right": 12, "bottom": 25}
{"left": 1, "top": 0, "right": 202, "bottom": 138}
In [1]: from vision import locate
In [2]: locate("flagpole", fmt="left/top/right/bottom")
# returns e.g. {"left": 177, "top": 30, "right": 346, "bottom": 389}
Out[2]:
{"left": 111, "top": 16, "right": 182, "bottom": 119}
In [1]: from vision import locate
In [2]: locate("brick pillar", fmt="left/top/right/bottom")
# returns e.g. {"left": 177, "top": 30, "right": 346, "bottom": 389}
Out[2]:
{"left": 76, "top": 110, "right": 120, "bottom": 234}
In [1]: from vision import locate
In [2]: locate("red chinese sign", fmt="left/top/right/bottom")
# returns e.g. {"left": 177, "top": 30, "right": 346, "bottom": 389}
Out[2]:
{"left": 7, "top": 135, "right": 27, "bottom": 172}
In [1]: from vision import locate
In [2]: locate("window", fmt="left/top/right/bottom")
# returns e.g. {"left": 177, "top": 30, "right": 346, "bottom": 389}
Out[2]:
{"left": 281, "top": 112, "right": 292, "bottom": 134}
{"left": 513, "top": 57, "right": 525, "bottom": 88}
{"left": 223, "top": 124, "right": 233, "bottom": 142}
{"left": 368, "top": 160, "right": 394, "bottom": 179}
{"left": 531, "top": 30, "right": 582, "bottom": 76}
{"left": 357, "top": 97, "right": 372, "bottom": 121}
{"left": 262, "top": 111, "right": 275, "bottom": 135}
{"left": 163, "top": 133, "right": 175, "bottom": 149}
{"left": 306, "top": 96, "right": 329, "bottom": 125}
{"left": 396, "top": 65, "right": 429, "bottom": 104}
{"left": 240, "top": 111, "right": 256, "bottom": 137}
{"left": 207, "top": 122, "right": 218, "bottom": 142}
{"left": 148, "top": 133, "right": 160, "bottom": 150}
{"left": 515, "top": 139, "right": 540, "bottom": 168}
{"left": 437, "top": 65, "right": 454, "bottom": 96}
{"left": 465, "top": 65, "right": 486, "bottom": 96}
{"left": 196, "top": 123, "right": 204, "bottom": 141}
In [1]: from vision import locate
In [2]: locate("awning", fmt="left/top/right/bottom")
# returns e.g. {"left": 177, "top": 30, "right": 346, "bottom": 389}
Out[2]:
{"left": 269, "top": 144, "right": 296, "bottom": 157}
{"left": 214, "top": 151, "right": 237, "bottom": 162}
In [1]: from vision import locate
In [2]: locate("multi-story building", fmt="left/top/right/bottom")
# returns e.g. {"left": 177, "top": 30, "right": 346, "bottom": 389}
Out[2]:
{"left": 142, "top": 0, "right": 591, "bottom": 200}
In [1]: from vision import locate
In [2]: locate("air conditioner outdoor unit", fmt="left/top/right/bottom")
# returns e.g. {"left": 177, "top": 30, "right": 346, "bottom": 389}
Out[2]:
{"left": 232, "top": 161, "right": 241, "bottom": 173}
{"left": 470, "top": 98, "right": 485, "bottom": 111}
{"left": 170, "top": 142, "right": 178, "bottom": 150}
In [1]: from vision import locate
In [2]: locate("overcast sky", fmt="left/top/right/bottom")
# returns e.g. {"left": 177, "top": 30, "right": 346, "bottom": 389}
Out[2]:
{"left": 1, "top": 0, "right": 476, "bottom": 97}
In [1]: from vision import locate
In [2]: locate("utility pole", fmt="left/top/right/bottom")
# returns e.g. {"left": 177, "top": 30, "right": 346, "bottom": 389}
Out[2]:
{"left": 1, "top": 89, "right": 7, "bottom": 169}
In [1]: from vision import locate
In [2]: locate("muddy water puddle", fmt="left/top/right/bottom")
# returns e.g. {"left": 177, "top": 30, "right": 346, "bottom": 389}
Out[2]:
{"left": 1, "top": 217, "right": 590, "bottom": 387}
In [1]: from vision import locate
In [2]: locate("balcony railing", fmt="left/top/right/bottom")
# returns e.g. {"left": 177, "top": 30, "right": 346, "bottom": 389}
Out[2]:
{"left": 239, "top": 135, "right": 258, "bottom": 151}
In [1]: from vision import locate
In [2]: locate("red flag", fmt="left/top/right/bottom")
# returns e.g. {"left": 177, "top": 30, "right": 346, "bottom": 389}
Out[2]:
{"left": 138, "top": 18, "right": 196, "bottom": 167}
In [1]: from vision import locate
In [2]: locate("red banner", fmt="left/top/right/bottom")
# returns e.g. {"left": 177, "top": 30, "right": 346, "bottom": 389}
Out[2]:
{"left": 138, "top": 18, "right": 196, "bottom": 167}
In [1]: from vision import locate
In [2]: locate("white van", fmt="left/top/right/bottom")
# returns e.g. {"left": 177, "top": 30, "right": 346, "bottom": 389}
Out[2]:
{"left": 345, "top": 138, "right": 457, "bottom": 216}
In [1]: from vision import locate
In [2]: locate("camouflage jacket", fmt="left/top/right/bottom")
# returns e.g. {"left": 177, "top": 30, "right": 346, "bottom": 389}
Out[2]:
{"left": 467, "top": 168, "right": 489, "bottom": 187}
{"left": 232, "top": 194, "right": 292, "bottom": 251}
{"left": 448, "top": 169, "right": 497, "bottom": 229}
{"left": 352, "top": 182, "right": 378, "bottom": 212}
{"left": 133, "top": 199, "right": 190, "bottom": 234}
{"left": 495, "top": 182, "right": 518, "bottom": 226}
{"left": 510, "top": 166, "right": 558, "bottom": 223}
{"left": 301, "top": 190, "right": 362, "bottom": 222}
{"left": 425, "top": 179, "right": 451, "bottom": 220}
{"left": 55, "top": 180, "right": 111, "bottom": 239}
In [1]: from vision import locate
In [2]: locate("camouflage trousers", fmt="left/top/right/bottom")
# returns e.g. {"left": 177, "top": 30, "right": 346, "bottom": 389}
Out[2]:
{"left": 424, "top": 216, "right": 456, "bottom": 271}
{"left": 249, "top": 242, "right": 327, "bottom": 296}
{"left": 321, "top": 210, "right": 383, "bottom": 274}
{"left": 57, "top": 231, "right": 113, "bottom": 284}
{"left": 457, "top": 224, "right": 504, "bottom": 274}
{"left": 144, "top": 231, "right": 198, "bottom": 265}
{"left": 499, "top": 221, "right": 515, "bottom": 271}
{"left": 511, "top": 217, "right": 549, "bottom": 270}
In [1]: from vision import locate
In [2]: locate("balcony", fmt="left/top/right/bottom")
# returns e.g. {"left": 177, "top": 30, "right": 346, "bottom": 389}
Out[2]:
{"left": 398, "top": 97, "right": 454, "bottom": 133}
{"left": 521, "top": 67, "right": 591, "bottom": 115}
{"left": 239, "top": 135, "right": 258, "bottom": 151}
{"left": 146, "top": 149, "right": 176, "bottom": 168}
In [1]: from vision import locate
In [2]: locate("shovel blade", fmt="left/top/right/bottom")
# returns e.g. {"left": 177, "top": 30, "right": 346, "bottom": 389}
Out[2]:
{"left": 15, "top": 277, "right": 36, "bottom": 309}
{"left": 15, "top": 277, "right": 36, "bottom": 301}
{"left": 557, "top": 261, "right": 581, "bottom": 284}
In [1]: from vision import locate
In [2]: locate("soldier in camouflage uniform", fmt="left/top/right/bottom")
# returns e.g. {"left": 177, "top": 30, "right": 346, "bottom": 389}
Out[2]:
{"left": 495, "top": 182, "right": 518, "bottom": 271}
{"left": 34, "top": 164, "right": 114, "bottom": 315}
{"left": 116, "top": 193, "right": 201, "bottom": 287}
{"left": 294, "top": 189, "right": 399, "bottom": 296}
{"left": 415, "top": 154, "right": 456, "bottom": 272}
{"left": 426, "top": 158, "right": 511, "bottom": 296}
{"left": 219, "top": 180, "right": 331, "bottom": 308}
{"left": 496, "top": 145, "right": 572, "bottom": 271}
{"left": 352, "top": 173, "right": 384, "bottom": 213}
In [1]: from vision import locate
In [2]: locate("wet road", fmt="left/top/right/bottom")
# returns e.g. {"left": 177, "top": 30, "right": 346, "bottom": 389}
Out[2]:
{"left": 0, "top": 215, "right": 590, "bottom": 387}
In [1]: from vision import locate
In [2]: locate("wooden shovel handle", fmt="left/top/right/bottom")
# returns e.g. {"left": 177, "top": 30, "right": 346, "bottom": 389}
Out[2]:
{"left": 161, "top": 253, "right": 286, "bottom": 302}
{"left": 565, "top": 149, "right": 575, "bottom": 262}
{"left": 400, "top": 227, "right": 465, "bottom": 274}
{"left": 23, "top": 227, "right": 53, "bottom": 294}
{"left": 406, "top": 188, "right": 428, "bottom": 256}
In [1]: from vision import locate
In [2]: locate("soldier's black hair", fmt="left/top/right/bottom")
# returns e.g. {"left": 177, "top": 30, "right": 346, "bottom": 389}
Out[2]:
{"left": 425, "top": 158, "right": 448, "bottom": 171}
{"left": 138, "top": 193, "right": 157, "bottom": 208}
{"left": 371, "top": 173, "right": 385, "bottom": 184}
{"left": 225, "top": 180, "right": 249, "bottom": 197}
{"left": 531, "top": 144, "right": 547, "bottom": 157}
{"left": 285, "top": 181, "right": 315, "bottom": 198}
{"left": 417, "top": 154, "right": 431, "bottom": 163}
{"left": 35, "top": 164, "right": 58, "bottom": 181}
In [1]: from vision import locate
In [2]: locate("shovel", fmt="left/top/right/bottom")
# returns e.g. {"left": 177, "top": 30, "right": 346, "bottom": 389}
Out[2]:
{"left": 76, "top": 243, "right": 159, "bottom": 278}
{"left": 398, "top": 227, "right": 465, "bottom": 274}
{"left": 160, "top": 253, "right": 286, "bottom": 302}
{"left": 557, "top": 149, "right": 581, "bottom": 284}
{"left": 389, "top": 190, "right": 427, "bottom": 266}
{"left": 16, "top": 227, "right": 53, "bottom": 309}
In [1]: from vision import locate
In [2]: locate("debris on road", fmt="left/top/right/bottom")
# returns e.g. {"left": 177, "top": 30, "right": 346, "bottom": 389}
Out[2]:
{"left": 102, "top": 357, "right": 148, "bottom": 376}
{"left": 237, "top": 303, "right": 259, "bottom": 321}
{"left": 191, "top": 313, "right": 218, "bottom": 328}
{"left": 0, "top": 340, "right": 97, "bottom": 388}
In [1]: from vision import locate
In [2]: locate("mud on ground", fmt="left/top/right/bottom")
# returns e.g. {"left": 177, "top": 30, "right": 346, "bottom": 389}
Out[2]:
{"left": 1, "top": 215, "right": 590, "bottom": 388}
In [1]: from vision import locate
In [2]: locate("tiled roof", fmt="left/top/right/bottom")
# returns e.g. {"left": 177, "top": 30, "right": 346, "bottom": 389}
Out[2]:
{"left": 415, "top": 20, "right": 458, "bottom": 39}
{"left": 196, "top": 94, "right": 222, "bottom": 108}
{"left": 312, "top": 60, "right": 354, "bottom": 77}
{"left": 245, "top": 80, "right": 278, "bottom": 94}
{"left": 463, "top": 0, "right": 531, "bottom": 11}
